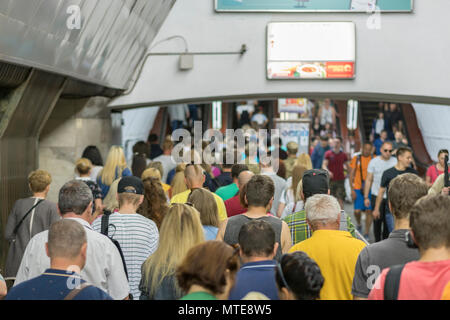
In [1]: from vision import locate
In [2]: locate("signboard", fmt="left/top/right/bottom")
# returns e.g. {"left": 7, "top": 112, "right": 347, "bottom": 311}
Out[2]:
{"left": 267, "top": 22, "right": 355, "bottom": 80}
{"left": 216, "top": 0, "right": 413, "bottom": 12}
{"left": 278, "top": 98, "right": 309, "bottom": 113}
{"left": 275, "top": 119, "right": 311, "bottom": 155}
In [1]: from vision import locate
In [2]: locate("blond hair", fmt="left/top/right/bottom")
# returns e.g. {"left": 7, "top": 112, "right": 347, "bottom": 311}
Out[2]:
{"left": 171, "top": 164, "right": 188, "bottom": 196}
{"left": 295, "top": 153, "right": 313, "bottom": 171}
{"left": 142, "top": 203, "right": 204, "bottom": 297}
{"left": 75, "top": 158, "right": 93, "bottom": 175}
{"left": 142, "top": 168, "right": 162, "bottom": 181}
{"left": 103, "top": 178, "right": 121, "bottom": 212}
{"left": 28, "top": 170, "right": 52, "bottom": 193}
{"left": 99, "top": 146, "right": 128, "bottom": 186}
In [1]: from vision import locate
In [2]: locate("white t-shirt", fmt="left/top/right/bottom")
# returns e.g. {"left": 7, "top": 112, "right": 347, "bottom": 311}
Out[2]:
{"left": 236, "top": 104, "right": 255, "bottom": 115}
{"left": 367, "top": 156, "right": 398, "bottom": 197}
{"left": 152, "top": 154, "right": 177, "bottom": 183}
{"left": 92, "top": 213, "right": 159, "bottom": 299}
{"left": 14, "top": 217, "right": 130, "bottom": 300}
{"left": 251, "top": 113, "right": 268, "bottom": 125}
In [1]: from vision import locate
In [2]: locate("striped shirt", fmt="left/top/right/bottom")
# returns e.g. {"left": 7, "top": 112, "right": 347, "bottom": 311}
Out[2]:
{"left": 92, "top": 213, "right": 159, "bottom": 299}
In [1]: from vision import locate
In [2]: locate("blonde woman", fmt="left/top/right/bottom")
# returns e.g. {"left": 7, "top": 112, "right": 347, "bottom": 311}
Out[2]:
{"left": 187, "top": 188, "right": 220, "bottom": 240}
{"left": 97, "top": 146, "right": 131, "bottom": 198}
{"left": 295, "top": 153, "right": 313, "bottom": 171}
{"left": 170, "top": 163, "right": 188, "bottom": 198}
{"left": 277, "top": 165, "right": 307, "bottom": 218}
{"left": 142, "top": 167, "right": 171, "bottom": 196}
{"left": 139, "top": 203, "right": 204, "bottom": 300}
{"left": 102, "top": 178, "right": 121, "bottom": 213}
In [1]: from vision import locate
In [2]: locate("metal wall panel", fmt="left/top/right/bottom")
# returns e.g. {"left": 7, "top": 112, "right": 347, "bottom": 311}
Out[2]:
{"left": 0, "top": 0, "right": 176, "bottom": 90}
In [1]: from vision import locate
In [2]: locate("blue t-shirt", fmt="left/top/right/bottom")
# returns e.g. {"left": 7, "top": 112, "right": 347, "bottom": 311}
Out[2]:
{"left": 374, "top": 138, "right": 387, "bottom": 156}
{"left": 228, "top": 260, "right": 279, "bottom": 300}
{"left": 5, "top": 269, "right": 112, "bottom": 300}
{"left": 97, "top": 167, "right": 132, "bottom": 198}
{"left": 311, "top": 144, "right": 331, "bottom": 169}
{"left": 203, "top": 225, "right": 219, "bottom": 241}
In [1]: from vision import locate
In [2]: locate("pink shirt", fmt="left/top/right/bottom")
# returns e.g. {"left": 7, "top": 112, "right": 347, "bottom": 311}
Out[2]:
{"left": 369, "top": 259, "right": 450, "bottom": 300}
{"left": 426, "top": 165, "right": 450, "bottom": 184}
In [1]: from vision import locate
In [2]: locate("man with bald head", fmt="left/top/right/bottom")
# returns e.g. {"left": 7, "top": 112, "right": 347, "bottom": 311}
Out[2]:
{"left": 225, "top": 170, "right": 255, "bottom": 217}
{"left": 170, "top": 164, "right": 228, "bottom": 221}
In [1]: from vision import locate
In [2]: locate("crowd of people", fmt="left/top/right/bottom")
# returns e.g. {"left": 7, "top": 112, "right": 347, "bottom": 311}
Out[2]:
{"left": 1, "top": 102, "right": 449, "bottom": 301}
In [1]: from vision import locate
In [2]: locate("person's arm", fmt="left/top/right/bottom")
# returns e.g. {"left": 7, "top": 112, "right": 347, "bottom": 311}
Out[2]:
{"left": 364, "top": 172, "right": 374, "bottom": 209}
{"left": 276, "top": 203, "right": 286, "bottom": 219}
{"left": 280, "top": 221, "right": 292, "bottom": 253}
{"left": 372, "top": 187, "right": 385, "bottom": 219}
{"left": 216, "top": 218, "right": 228, "bottom": 241}
{"left": 0, "top": 274, "right": 7, "bottom": 299}
{"left": 106, "top": 240, "right": 131, "bottom": 300}
{"left": 428, "top": 174, "right": 445, "bottom": 195}
{"left": 349, "top": 160, "right": 356, "bottom": 199}
{"left": 322, "top": 158, "right": 333, "bottom": 179}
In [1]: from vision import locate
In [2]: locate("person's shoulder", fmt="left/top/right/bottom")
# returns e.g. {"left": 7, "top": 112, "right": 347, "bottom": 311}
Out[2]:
{"left": 283, "top": 209, "right": 306, "bottom": 223}
{"left": 76, "top": 286, "right": 113, "bottom": 300}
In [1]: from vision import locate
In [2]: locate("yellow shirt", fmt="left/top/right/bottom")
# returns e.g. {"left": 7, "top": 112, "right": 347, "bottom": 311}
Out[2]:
{"left": 289, "top": 230, "right": 366, "bottom": 300}
{"left": 170, "top": 189, "right": 228, "bottom": 222}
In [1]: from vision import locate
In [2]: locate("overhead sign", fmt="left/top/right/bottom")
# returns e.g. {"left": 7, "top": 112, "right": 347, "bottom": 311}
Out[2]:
{"left": 267, "top": 22, "right": 355, "bottom": 80}
{"left": 275, "top": 119, "right": 311, "bottom": 156}
{"left": 216, "top": 0, "right": 413, "bottom": 12}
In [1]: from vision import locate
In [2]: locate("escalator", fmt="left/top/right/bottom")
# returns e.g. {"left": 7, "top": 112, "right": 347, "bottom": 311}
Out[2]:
{"left": 355, "top": 101, "right": 432, "bottom": 177}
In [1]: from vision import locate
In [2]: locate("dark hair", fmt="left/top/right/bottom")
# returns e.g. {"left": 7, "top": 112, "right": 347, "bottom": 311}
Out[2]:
{"left": 397, "top": 146, "right": 412, "bottom": 158}
{"left": 132, "top": 141, "right": 150, "bottom": 159}
{"left": 176, "top": 241, "right": 240, "bottom": 295}
{"left": 138, "top": 177, "right": 168, "bottom": 229}
{"left": 410, "top": 194, "right": 450, "bottom": 250}
{"left": 275, "top": 252, "right": 324, "bottom": 300}
{"left": 240, "top": 175, "right": 274, "bottom": 208}
{"left": 438, "top": 149, "right": 449, "bottom": 157}
{"left": 58, "top": 180, "right": 93, "bottom": 215}
{"left": 335, "top": 136, "right": 343, "bottom": 143}
{"left": 388, "top": 173, "right": 428, "bottom": 219}
{"left": 363, "top": 141, "right": 373, "bottom": 147}
{"left": 238, "top": 220, "right": 276, "bottom": 258}
{"left": 231, "top": 164, "right": 249, "bottom": 179}
{"left": 320, "top": 136, "right": 328, "bottom": 142}
{"left": 81, "top": 146, "right": 103, "bottom": 166}
{"left": 148, "top": 133, "right": 159, "bottom": 143}
{"left": 132, "top": 153, "right": 147, "bottom": 178}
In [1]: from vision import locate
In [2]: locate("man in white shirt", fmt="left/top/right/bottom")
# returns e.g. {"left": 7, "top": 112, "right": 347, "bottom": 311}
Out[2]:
{"left": 92, "top": 176, "right": 159, "bottom": 299}
{"left": 260, "top": 156, "right": 287, "bottom": 216}
{"left": 152, "top": 139, "right": 177, "bottom": 184}
{"left": 14, "top": 180, "right": 130, "bottom": 300}
{"left": 363, "top": 141, "right": 397, "bottom": 242}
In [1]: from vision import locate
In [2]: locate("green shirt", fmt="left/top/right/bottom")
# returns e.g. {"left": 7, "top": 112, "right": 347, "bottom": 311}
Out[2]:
{"left": 284, "top": 209, "right": 356, "bottom": 245}
{"left": 215, "top": 183, "right": 239, "bottom": 201}
{"left": 180, "top": 291, "right": 217, "bottom": 300}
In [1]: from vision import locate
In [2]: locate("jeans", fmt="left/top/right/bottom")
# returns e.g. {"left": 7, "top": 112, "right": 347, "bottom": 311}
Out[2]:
{"left": 385, "top": 203, "right": 395, "bottom": 234}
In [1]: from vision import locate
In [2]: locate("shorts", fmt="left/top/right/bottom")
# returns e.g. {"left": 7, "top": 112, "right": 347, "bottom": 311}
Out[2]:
{"left": 330, "top": 180, "right": 346, "bottom": 201}
{"left": 354, "top": 189, "right": 372, "bottom": 211}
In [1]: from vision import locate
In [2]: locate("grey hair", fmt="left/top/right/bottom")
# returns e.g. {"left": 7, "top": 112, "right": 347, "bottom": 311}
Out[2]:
{"left": 58, "top": 180, "right": 93, "bottom": 215}
{"left": 47, "top": 219, "right": 87, "bottom": 259}
{"left": 305, "top": 194, "right": 340, "bottom": 224}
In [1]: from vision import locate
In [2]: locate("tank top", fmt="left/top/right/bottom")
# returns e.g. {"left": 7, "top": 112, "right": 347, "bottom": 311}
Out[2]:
{"left": 320, "top": 106, "right": 333, "bottom": 125}
{"left": 223, "top": 215, "right": 283, "bottom": 261}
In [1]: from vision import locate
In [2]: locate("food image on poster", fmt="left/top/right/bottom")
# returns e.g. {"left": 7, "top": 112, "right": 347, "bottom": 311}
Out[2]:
{"left": 267, "top": 22, "right": 356, "bottom": 80}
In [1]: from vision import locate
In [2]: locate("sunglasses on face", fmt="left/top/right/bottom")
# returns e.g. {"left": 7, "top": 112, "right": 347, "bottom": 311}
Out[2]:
{"left": 383, "top": 149, "right": 393, "bottom": 153}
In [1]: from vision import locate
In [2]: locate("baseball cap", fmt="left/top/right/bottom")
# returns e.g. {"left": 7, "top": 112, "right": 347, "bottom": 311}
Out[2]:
{"left": 117, "top": 176, "right": 144, "bottom": 195}
{"left": 302, "top": 169, "right": 329, "bottom": 196}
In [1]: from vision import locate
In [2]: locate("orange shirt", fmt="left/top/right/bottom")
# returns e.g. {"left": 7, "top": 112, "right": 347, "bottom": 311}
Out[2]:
{"left": 350, "top": 155, "right": 373, "bottom": 190}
